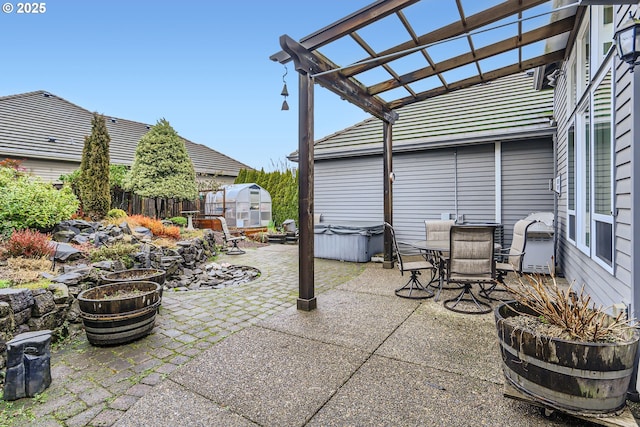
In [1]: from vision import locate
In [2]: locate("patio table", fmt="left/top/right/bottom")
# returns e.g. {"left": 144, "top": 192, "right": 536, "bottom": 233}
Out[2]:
{"left": 409, "top": 240, "right": 449, "bottom": 301}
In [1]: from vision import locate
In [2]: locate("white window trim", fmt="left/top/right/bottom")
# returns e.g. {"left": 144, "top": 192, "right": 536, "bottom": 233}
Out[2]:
{"left": 564, "top": 6, "right": 615, "bottom": 272}
{"left": 590, "top": 63, "right": 614, "bottom": 272}
{"left": 567, "top": 121, "right": 576, "bottom": 245}
{"left": 575, "top": 99, "right": 591, "bottom": 256}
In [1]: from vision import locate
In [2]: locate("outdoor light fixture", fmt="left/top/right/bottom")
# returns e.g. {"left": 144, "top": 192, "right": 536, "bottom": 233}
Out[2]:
{"left": 614, "top": 14, "right": 640, "bottom": 72}
{"left": 281, "top": 65, "right": 289, "bottom": 111}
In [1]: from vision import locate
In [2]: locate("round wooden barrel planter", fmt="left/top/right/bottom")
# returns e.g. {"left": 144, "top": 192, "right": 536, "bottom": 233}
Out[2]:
{"left": 495, "top": 301, "right": 639, "bottom": 417}
{"left": 101, "top": 268, "right": 166, "bottom": 297}
{"left": 78, "top": 281, "right": 161, "bottom": 346}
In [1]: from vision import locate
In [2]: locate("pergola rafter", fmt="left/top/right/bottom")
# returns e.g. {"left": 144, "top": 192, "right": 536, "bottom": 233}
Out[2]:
{"left": 271, "top": 0, "right": 582, "bottom": 311}
{"left": 339, "top": 0, "right": 553, "bottom": 79}
{"left": 368, "top": 15, "right": 575, "bottom": 96}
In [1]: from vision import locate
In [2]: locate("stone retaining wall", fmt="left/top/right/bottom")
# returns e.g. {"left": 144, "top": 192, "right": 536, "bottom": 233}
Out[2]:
{"left": 0, "top": 223, "right": 220, "bottom": 377}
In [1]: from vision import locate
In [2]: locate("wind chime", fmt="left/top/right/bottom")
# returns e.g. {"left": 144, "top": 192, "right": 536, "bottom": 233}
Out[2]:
{"left": 281, "top": 65, "right": 289, "bottom": 110}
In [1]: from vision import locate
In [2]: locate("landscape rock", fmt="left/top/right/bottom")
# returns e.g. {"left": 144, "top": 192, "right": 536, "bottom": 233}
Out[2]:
{"left": 0, "top": 289, "right": 34, "bottom": 313}
{"left": 32, "top": 292, "right": 56, "bottom": 317}
{"left": 51, "top": 242, "right": 82, "bottom": 262}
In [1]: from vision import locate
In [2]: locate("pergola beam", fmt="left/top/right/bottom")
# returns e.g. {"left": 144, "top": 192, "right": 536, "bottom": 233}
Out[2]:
{"left": 279, "top": 35, "right": 398, "bottom": 124}
{"left": 270, "top": 0, "right": 420, "bottom": 64}
{"left": 388, "top": 49, "right": 566, "bottom": 109}
{"left": 341, "top": 0, "right": 551, "bottom": 77}
{"left": 369, "top": 16, "right": 575, "bottom": 95}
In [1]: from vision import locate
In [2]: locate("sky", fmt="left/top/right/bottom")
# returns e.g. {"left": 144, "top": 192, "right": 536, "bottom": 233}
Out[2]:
{"left": 0, "top": 0, "right": 552, "bottom": 171}
{"left": 0, "top": 0, "right": 375, "bottom": 171}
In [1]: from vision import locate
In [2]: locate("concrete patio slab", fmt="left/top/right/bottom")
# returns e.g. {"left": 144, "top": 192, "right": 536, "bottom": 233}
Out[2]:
{"left": 113, "top": 380, "right": 256, "bottom": 427}
{"left": 337, "top": 261, "right": 408, "bottom": 296}
{"left": 168, "top": 326, "right": 369, "bottom": 427}
{"left": 376, "top": 299, "right": 504, "bottom": 384}
{"left": 258, "top": 289, "right": 419, "bottom": 353}
{"left": 306, "top": 354, "right": 581, "bottom": 427}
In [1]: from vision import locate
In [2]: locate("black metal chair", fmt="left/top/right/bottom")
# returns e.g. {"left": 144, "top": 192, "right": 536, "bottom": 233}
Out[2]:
{"left": 218, "top": 217, "right": 246, "bottom": 255}
{"left": 385, "top": 222, "right": 435, "bottom": 299}
{"left": 443, "top": 225, "right": 496, "bottom": 314}
{"left": 481, "top": 219, "right": 535, "bottom": 301}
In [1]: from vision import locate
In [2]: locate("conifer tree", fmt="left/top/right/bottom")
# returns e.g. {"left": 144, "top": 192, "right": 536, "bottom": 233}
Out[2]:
{"left": 79, "top": 113, "right": 111, "bottom": 220}
{"left": 123, "top": 119, "right": 198, "bottom": 218}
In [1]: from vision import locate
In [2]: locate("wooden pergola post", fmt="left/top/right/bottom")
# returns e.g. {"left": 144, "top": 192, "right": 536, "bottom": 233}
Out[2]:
{"left": 278, "top": 34, "right": 397, "bottom": 311}
{"left": 383, "top": 121, "right": 394, "bottom": 269}
{"left": 297, "top": 72, "right": 316, "bottom": 311}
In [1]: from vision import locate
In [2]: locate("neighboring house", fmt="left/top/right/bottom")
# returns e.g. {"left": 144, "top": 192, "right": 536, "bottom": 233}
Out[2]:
{"left": 0, "top": 90, "right": 251, "bottom": 185}
{"left": 290, "top": 72, "right": 557, "bottom": 250}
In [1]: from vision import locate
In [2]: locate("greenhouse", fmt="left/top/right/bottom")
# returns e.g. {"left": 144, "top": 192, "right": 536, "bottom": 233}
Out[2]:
{"left": 204, "top": 183, "right": 272, "bottom": 228}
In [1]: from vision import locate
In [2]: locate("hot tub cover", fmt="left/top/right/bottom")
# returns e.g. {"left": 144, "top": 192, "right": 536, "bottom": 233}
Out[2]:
{"left": 314, "top": 222, "right": 384, "bottom": 236}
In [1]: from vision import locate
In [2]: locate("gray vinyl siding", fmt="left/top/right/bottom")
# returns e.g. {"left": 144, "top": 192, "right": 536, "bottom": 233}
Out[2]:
{"left": 552, "top": 6, "right": 631, "bottom": 309}
{"left": 501, "top": 139, "right": 555, "bottom": 247}
{"left": 314, "top": 156, "right": 383, "bottom": 224}
{"left": 314, "top": 143, "right": 524, "bottom": 244}
{"left": 456, "top": 145, "right": 495, "bottom": 224}
{"left": 392, "top": 148, "right": 456, "bottom": 240}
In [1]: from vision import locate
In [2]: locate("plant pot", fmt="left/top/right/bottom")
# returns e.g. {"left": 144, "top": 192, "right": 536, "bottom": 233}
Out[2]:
{"left": 101, "top": 268, "right": 166, "bottom": 297}
{"left": 78, "top": 281, "right": 161, "bottom": 346}
{"left": 495, "top": 301, "right": 639, "bottom": 416}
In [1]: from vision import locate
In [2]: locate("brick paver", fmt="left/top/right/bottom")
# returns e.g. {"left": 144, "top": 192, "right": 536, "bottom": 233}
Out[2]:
{"left": 0, "top": 244, "right": 364, "bottom": 426}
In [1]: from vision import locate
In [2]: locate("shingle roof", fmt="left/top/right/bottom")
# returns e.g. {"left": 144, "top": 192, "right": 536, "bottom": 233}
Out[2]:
{"left": 292, "top": 72, "right": 555, "bottom": 161}
{"left": 0, "top": 90, "right": 252, "bottom": 176}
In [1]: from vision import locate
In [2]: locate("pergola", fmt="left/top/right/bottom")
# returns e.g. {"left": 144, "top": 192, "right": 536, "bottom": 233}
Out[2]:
{"left": 270, "top": 0, "right": 588, "bottom": 311}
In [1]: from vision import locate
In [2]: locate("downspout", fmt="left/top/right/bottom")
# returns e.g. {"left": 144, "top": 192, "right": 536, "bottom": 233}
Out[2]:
{"left": 629, "top": 49, "right": 640, "bottom": 402}
{"left": 454, "top": 149, "right": 459, "bottom": 222}
{"left": 552, "top": 132, "right": 559, "bottom": 275}
{"left": 495, "top": 141, "right": 502, "bottom": 224}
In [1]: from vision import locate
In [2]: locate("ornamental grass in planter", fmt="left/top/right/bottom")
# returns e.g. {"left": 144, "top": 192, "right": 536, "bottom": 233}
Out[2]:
{"left": 495, "top": 274, "right": 639, "bottom": 417}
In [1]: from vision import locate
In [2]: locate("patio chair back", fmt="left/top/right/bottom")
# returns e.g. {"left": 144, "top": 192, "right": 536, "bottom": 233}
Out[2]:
{"left": 448, "top": 226, "right": 495, "bottom": 282}
{"left": 217, "top": 216, "right": 246, "bottom": 255}
{"left": 504, "top": 219, "right": 535, "bottom": 270}
{"left": 384, "top": 222, "right": 429, "bottom": 272}
{"left": 425, "top": 220, "right": 455, "bottom": 241}
{"left": 385, "top": 222, "right": 435, "bottom": 299}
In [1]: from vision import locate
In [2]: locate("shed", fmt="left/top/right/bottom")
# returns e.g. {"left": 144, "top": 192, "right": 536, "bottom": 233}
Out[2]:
{"left": 205, "top": 183, "right": 272, "bottom": 228}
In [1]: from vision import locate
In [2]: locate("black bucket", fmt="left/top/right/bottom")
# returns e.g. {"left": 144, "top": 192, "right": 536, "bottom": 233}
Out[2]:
{"left": 495, "top": 301, "right": 639, "bottom": 416}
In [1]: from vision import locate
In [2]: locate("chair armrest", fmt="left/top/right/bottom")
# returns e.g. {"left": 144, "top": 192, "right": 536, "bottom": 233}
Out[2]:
{"left": 495, "top": 249, "right": 524, "bottom": 262}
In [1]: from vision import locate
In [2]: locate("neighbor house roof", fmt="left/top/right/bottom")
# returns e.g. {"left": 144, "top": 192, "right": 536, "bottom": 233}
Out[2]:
{"left": 290, "top": 72, "right": 554, "bottom": 161}
{"left": 0, "top": 90, "right": 252, "bottom": 176}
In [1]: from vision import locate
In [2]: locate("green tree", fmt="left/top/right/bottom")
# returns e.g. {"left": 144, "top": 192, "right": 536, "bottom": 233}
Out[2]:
{"left": 79, "top": 113, "right": 111, "bottom": 220}
{"left": 123, "top": 118, "right": 198, "bottom": 218}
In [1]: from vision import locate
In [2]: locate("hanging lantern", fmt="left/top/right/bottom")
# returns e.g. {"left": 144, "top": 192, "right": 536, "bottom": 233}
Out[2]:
{"left": 614, "top": 16, "right": 640, "bottom": 72}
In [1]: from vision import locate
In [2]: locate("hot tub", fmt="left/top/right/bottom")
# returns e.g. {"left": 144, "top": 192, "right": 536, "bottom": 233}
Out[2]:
{"left": 314, "top": 222, "right": 384, "bottom": 262}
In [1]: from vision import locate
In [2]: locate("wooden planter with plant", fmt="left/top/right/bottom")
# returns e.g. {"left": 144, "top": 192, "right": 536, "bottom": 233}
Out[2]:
{"left": 495, "top": 275, "right": 639, "bottom": 417}
{"left": 78, "top": 280, "right": 161, "bottom": 346}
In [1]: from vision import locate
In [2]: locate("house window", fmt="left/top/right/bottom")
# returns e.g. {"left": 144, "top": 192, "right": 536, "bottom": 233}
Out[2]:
{"left": 592, "top": 70, "right": 613, "bottom": 266}
{"left": 567, "top": 125, "right": 576, "bottom": 242}
{"left": 596, "top": 5, "right": 614, "bottom": 61}
{"left": 565, "top": 7, "right": 614, "bottom": 271}
{"left": 578, "top": 20, "right": 590, "bottom": 96}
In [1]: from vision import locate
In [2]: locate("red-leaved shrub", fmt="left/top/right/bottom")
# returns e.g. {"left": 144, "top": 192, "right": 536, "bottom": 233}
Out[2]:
{"left": 2, "top": 229, "right": 54, "bottom": 259}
